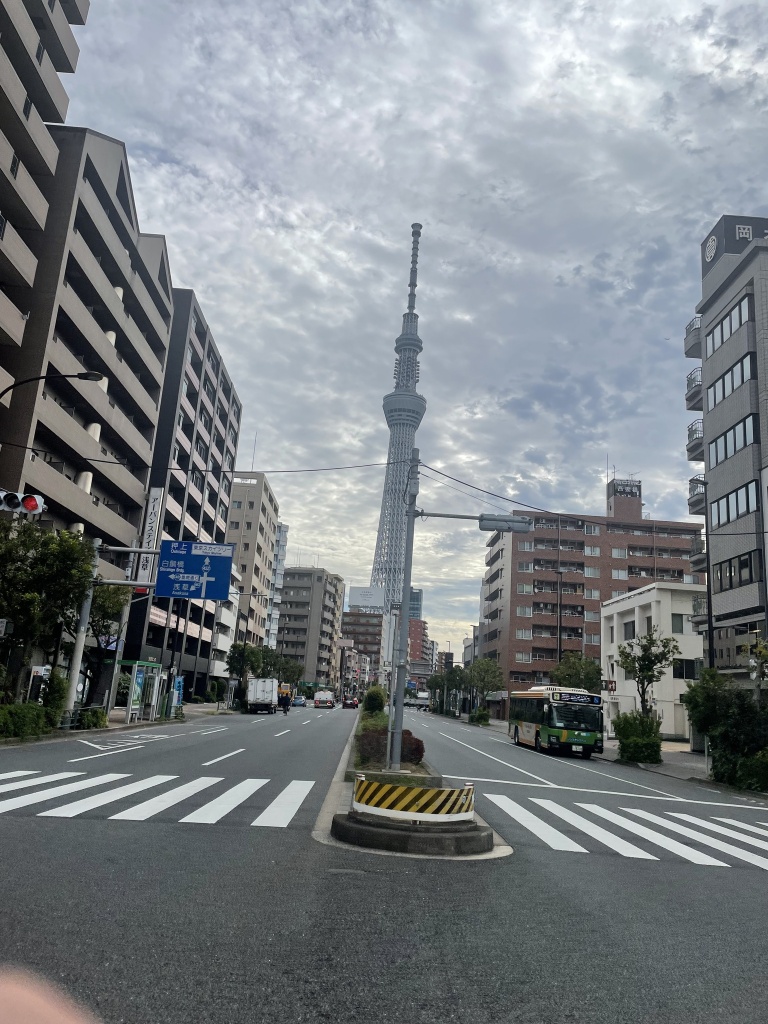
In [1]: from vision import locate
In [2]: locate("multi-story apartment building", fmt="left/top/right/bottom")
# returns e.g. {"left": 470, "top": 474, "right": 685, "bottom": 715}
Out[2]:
{"left": 436, "top": 650, "right": 454, "bottom": 674}
{"left": 0, "top": 128, "right": 172, "bottom": 580}
{"left": 209, "top": 565, "right": 242, "bottom": 686}
{"left": 0, "top": 0, "right": 90, "bottom": 402}
{"left": 278, "top": 567, "right": 344, "bottom": 689}
{"left": 463, "top": 624, "right": 479, "bottom": 668}
{"left": 226, "top": 475, "right": 279, "bottom": 646}
{"left": 480, "top": 479, "right": 701, "bottom": 691}
{"left": 684, "top": 215, "right": 768, "bottom": 682}
{"left": 266, "top": 521, "right": 288, "bottom": 649}
{"left": 407, "top": 617, "right": 432, "bottom": 684}
{"left": 341, "top": 607, "right": 389, "bottom": 688}
{"left": 123, "top": 289, "right": 241, "bottom": 697}
{"left": 409, "top": 587, "right": 423, "bottom": 619}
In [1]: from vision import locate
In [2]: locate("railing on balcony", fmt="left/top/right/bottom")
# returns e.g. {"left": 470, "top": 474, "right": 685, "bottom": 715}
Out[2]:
{"left": 689, "top": 474, "right": 706, "bottom": 498}
{"left": 686, "top": 367, "right": 702, "bottom": 393}
{"left": 686, "top": 315, "right": 702, "bottom": 336}
{"left": 692, "top": 596, "right": 708, "bottom": 617}
{"left": 690, "top": 535, "right": 706, "bottom": 556}
{"left": 688, "top": 419, "right": 704, "bottom": 443}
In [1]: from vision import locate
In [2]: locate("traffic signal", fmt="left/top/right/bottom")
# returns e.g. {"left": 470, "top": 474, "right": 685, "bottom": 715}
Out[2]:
{"left": 0, "top": 491, "right": 46, "bottom": 514}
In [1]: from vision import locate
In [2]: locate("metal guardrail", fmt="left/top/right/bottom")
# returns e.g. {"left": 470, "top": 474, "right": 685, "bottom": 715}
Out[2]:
{"left": 686, "top": 315, "right": 702, "bottom": 336}
{"left": 686, "top": 367, "right": 702, "bottom": 392}
{"left": 689, "top": 475, "right": 706, "bottom": 498}
{"left": 687, "top": 419, "right": 704, "bottom": 442}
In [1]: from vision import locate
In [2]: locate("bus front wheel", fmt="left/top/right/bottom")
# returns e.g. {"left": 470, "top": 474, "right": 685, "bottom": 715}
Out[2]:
{"left": 534, "top": 733, "right": 541, "bottom": 753}
{"left": 513, "top": 727, "right": 520, "bottom": 746}
{"left": 581, "top": 749, "right": 592, "bottom": 760}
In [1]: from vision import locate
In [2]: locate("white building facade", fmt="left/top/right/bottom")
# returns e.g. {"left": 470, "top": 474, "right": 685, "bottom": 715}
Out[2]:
{"left": 209, "top": 567, "right": 243, "bottom": 683}
{"left": 601, "top": 582, "right": 706, "bottom": 740}
{"left": 266, "top": 522, "right": 289, "bottom": 649}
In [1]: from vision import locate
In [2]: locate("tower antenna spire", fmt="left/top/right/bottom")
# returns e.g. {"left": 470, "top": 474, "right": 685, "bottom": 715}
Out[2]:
{"left": 407, "top": 223, "right": 422, "bottom": 313}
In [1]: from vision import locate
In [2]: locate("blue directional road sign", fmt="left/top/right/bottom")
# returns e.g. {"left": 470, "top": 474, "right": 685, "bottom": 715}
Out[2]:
{"left": 155, "top": 541, "right": 234, "bottom": 600}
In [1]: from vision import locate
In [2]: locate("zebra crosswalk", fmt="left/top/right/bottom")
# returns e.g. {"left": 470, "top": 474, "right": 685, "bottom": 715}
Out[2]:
{"left": 483, "top": 792, "right": 768, "bottom": 870}
{"left": 0, "top": 769, "right": 315, "bottom": 828}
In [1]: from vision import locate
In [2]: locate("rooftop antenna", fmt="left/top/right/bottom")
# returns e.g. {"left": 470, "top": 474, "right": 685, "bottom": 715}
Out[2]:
{"left": 407, "top": 223, "right": 422, "bottom": 313}
{"left": 250, "top": 432, "right": 257, "bottom": 472}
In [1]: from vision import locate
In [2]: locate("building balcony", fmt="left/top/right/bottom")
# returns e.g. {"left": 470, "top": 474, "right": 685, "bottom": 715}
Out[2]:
{"left": 0, "top": 286, "right": 25, "bottom": 348}
{"left": 0, "top": 126, "right": 48, "bottom": 230}
{"left": 0, "top": 42, "right": 58, "bottom": 175}
{"left": 0, "top": 2, "right": 69, "bottom": 122}
{"left": 686, "top": 419, "right": 704, "bottom": 462}
{"left": 685, "top": 366, "right": 703, "bottom": 412}
{"left": 688, "top": 475, "right": 706, "bottom": 516}
{"left": 0, "top": 213, "right": 37, "bottom": 287}
{"left": 689, "top": 535, "right": 707, "bottom": 573}
{"left": 33, "top": 0, "right": 81, "bottom": 73}
{"left": 684, "top": 315, "right": 702, "bottom": 359}
{"left": 691, "top": 595, "right": 708, "bottom": 623}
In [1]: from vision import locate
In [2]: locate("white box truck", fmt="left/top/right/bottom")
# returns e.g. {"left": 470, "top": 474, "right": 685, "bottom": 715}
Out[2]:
{"left": 247, "top": 678, "right": 279, "bottom": 714}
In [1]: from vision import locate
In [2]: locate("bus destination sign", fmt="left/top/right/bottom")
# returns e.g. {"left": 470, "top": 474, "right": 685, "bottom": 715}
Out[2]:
{"left": 552, "top": 692, "right": 602, "bottom": 705}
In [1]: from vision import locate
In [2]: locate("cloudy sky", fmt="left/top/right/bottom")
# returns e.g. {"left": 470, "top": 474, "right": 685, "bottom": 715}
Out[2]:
{"left": 65, "top": 0, "right": 768, "bottom": 648}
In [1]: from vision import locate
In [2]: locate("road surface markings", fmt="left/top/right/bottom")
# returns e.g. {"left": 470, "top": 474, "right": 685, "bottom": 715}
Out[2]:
{"left": 668, "top": 812, "right": 768, "bottom": 851}
{"left": 623, "top": 808, "right": 768, "bottom": 870}
{"left": 199, "top": 727, "right": 228, "bottom": 736}
{"left": 202, "top": 749, "right": 245, "bottom": 766}
{"left": 439, "top": 733, "right": 556, "bottom": 786}
{"left": 714, "top": 818, "right": 768, "bottom": 838}
{"left": 68, "top": 747, "right": 145, "bottom": 763}
{"left": 39, "top": 776, "right": 177, "bottom": 817}
{"left": 0, "top": 771, "right": 39, "bottom": 781}
{"left": 301, "top": 720, "right": 311, "bottom": 725}
{"left": 180, "top": 779, "right": 269, "bottom": 824}
{"left": 0, "top": 772, "right": 79, "bottom": 795}
{"left": 529, "top": 799, "right": 657, "bottom": 859}
{"left": 484, "top": 795, "right": 587, "bottom": 851}
{"left": 577, "top": 805, "right": 728, "bottom": 865}
{"left": 274, "top": 730, "right": 290, "bottom": 737}
{"left": 252, "top": 781, "right": 315, "bottom": 827}
{"left": 0, "top": 774, "right": 129, "bottom": 814}
{"left": 109, "top": 777, "right": 223, "bottom": 821}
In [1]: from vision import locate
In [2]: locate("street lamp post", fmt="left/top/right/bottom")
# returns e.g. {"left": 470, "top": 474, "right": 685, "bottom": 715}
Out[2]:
{"left": 700, "top": 480, "right": 715, "bottom": 670}
{"left": 556, "top": 569, "right": 564, "bottom": 663}
{"left": 388, "top": 449, "right": 532, "bottom": 770}
{"left": 0, "top": 370, "right": 104, "bottom": 407}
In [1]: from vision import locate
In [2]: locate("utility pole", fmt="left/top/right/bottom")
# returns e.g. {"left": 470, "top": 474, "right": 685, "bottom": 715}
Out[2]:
{"left": 390, "top": 448, "right": 419, "bottom": 771}
{"left": 65, "top": 538, "right": 102, "bottom": 714}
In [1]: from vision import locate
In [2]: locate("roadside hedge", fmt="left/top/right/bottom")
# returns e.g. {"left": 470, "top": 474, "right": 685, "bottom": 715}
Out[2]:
{"left": 612, "top": 710, "right": 662, "bottom": 764}
{"left": 0, "top": 704, "right": 49, "bottom": 740}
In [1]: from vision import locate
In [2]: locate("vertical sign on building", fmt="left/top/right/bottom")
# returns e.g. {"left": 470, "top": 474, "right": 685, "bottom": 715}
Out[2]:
{"left": 137, "top": 488, "right": 165, "bottom": 585}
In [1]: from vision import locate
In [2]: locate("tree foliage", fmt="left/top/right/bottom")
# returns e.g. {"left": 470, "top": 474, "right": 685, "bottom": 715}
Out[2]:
{"left": 550, "top": 653, "right": 602, "bottom": 694}
{"left": 618, "top": 626, "right": 681, "bottom": 716}
{"left": 466, "top": 658, "right": 504, "bottom": 704}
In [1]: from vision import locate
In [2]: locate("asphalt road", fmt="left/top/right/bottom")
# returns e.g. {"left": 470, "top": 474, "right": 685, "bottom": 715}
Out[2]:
{"left": 2, "top": 707, "right": 768, "bottom": 1024}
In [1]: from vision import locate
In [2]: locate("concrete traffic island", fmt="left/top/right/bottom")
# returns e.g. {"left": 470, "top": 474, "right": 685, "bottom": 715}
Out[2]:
{"left": 331, "top": 776, "right": 494, "bottom": 856}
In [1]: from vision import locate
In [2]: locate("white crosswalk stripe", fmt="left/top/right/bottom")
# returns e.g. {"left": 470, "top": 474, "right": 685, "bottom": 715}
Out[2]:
{"left": 530, "top": 798, "right": 657, "bottom": 860}
{"left": 623, "top": 808, "right": 768, "bottom": 870}
{"left": 576, "top": 804, "right": 728, "bottom": 865}
{"left": 0, "top": 774, "right": 129, "bottom": 813}
{"left": 180, "top": 779, "right": 269, "bottom": 824}
{"left": 668, "top": 812, "right": 768, "bottom": 851}
{"left": 109, "top": 777, "right": 223, "bottom": 821}
{"left": 484, "top": 795, "right": 587, "bottom": 851}
{"left": 252, "top": 781, "right": 315, "bottom": 827}
{"left": 0, "top": 771, "right": 40, "bottom": 782}
{"left": 713, "top": 818, "right": 768, "bottom": 839}
{"left": 0, "top": 772, "right": 77, "bottom": 795}
{"left": 39, "top": 776, "right": 178, "bottom": 817}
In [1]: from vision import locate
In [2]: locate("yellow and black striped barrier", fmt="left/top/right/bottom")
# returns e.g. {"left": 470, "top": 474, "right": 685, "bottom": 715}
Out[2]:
{"left": 353, "top": 775, "right": 475, "bottom": 823}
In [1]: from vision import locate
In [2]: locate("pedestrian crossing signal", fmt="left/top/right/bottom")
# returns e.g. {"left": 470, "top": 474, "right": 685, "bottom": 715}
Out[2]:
{"left": 0, "top": 490, "right": 46, "bottom": 514}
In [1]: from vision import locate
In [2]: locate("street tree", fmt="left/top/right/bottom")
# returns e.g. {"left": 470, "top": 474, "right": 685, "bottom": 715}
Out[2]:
{"left": 278, "top": 658, "right": 304, "bottom": 689}
{"left": 226, "top": 642, "right": 263, "bottom": 703}
{"left": 0, "top": 520, "right": 94, "bottom": 699}
{"left": 618, "top": 626, "right": 681, "bottom": 717}
{"left": 467, "top": 658, "right": 504, "bottom": 708}
{"left": 550, "top": 653, "right": 602, "bottom": 694}
{"left": 81, "top": 586, "right": 130, "bottom": 707}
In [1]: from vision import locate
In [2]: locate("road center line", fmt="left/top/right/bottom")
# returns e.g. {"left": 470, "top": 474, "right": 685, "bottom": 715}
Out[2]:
{"left": 199, "top": 728, "right": 228, "bottom": 736}
{"left": 302, "top": 720, "right": 311, "bottom": 725}
{"left": 202, "top": 748, "right": 245, "bottom": 766}
{"left": 68, "top": 746, "right": 145, "bottom": 763}
{"left": 438, "top": 733, "right": 556, "bottom": 785}
{"left": 274, "top": 730, "right": 290, "bottom": 737}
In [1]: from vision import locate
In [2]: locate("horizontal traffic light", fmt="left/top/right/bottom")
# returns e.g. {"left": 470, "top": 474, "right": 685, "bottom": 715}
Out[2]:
{"left": 0, "top": 491, "right": 46, "bottom": 514}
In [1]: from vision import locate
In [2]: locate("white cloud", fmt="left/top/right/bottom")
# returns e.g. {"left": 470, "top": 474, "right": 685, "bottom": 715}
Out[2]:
{"left": 66, "top": 0, "right": 768, "bottom": 647}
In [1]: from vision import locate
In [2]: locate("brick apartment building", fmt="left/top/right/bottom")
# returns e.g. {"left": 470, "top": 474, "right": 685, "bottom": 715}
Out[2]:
{"left": 407, "top": 617, "right": 431, "bottom": 684}
{"left": 479, "top": 479, "right": 702, "bottom": 691}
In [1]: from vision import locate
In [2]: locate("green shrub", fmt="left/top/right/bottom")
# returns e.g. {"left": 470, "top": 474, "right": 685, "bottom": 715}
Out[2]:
{"left": 357, "top": 727, "right": 387, "bottom": 765}
{"left": 205, "top": 690, "right": 216, "bottom": 703}
{"left": 735, "top": 749, "right": 768, "bottom": 792}
{"left": 78, "top": 708, "right": 108, "bottom": 730}
{"left": 401, "top": 730, "right": 425, "bottom": 764}
{"left": 469, "top": 708, "right": 490, "bottom": 726}
{"left": 363, "top": 686, "right": 386, "bottom": 714}
{"left": 190, "top": 695, "right": 204, "bottom": 704}
{"left": 612, "top": 710, "right": 661, "bottom": 763}
{"left": 114, "top": 673, "right": 131, "bottom": 707}
{"left": 41, "top": 669, "right": 68, "bottom": 728}
{"left": 0, "top": 703, "right": 49, "bottom": 740}
{"left": 214, "top": 679, "right": 227, "bottom": 702}
{"left": 360, "top": 710, "right": 389, "bottom": 732}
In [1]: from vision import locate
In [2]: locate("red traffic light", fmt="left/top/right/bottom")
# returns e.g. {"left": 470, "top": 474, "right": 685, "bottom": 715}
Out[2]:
{"left": 20, "top": 494, "right": 44, "bottom": 512}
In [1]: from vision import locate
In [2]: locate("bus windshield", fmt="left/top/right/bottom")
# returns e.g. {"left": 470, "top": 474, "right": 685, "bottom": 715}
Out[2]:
{"left": 548, "top": 703, "right": 601, "bottom": 732}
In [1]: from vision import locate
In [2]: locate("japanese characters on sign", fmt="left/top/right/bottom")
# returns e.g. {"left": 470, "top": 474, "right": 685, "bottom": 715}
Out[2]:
{"left": 136, "top": 488, "right": 165, "bottom": 584}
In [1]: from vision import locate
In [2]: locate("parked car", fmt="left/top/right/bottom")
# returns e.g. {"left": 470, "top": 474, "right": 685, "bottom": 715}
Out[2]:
{"left": 292, "top": 696, "right": 307, "bottom": 707}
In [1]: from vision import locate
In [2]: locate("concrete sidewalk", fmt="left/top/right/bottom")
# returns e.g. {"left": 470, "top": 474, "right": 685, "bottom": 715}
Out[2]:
{"left": 465, "top": 715, "right": 712, "bottom": 783}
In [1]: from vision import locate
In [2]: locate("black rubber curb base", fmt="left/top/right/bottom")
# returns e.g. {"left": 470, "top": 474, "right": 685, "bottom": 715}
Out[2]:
{"left": 331, "top": 810, "right": 494, "bottom": 856}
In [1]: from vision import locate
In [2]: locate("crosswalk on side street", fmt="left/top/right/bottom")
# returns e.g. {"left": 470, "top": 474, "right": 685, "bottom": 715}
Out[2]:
{"left": 0, "top": 769, "right": 315, "bottom": 828}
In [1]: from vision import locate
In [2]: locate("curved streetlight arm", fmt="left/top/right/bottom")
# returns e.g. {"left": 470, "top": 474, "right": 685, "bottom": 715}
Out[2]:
{"left": 0, "top": 371, "right": 104, "bottom": 406}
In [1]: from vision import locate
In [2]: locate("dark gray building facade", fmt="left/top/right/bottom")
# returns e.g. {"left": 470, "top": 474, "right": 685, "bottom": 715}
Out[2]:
{"left": 685, "top": 215, "right": 768, "bottom": 680}
{"left": 124, "top": 289, "right": 241, "bottom": 698}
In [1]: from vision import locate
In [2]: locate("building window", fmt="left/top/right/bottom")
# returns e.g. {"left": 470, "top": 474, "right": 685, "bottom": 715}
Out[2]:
{"left": 671, "top": 613, "right": 684, "bottom": 634}
{"left": 713, "top": 549, "right": 762, "bottom": 594}
{"left": 584, "top": 567, "right": 600, "bottom": 578}
{"left": 609, "top": 626, "right": 614, "bottom": 643}
{"left": 10, "top": 153, "right": 19, "bottom": 179}
{"left": 232, "top": 500, "right": 242, "bottom": 509}
{"left": 611, "top": 548, "right": 627, "bottom": 559}
{"left": 517, "top": 583, "right": 533, "bottom": 594}
{"left": 586, "top": 634, "right": 600, "bottom": 645}
{"left": 36, "top": 40, "right": 45, "bottom": 64}
{"left": 584, "top": 610, "right": 600, "bottom": 621}
{"left": 645, "top": 615, "right": 653, "bottom": 634}
{"left": 584, "top": 546, "right": 600, "bottom": 556}
{"left": 245, "top": 521, "right": 252, "bottom": 531}
{"left": 707, "top": 352, "right": 755, "bottom": 411}
{"left": 584, "top": 523, "right": 600, "bottom": 535}
{"left": 611, "top": 590, "right": 625, "bottom": 598}
{"left": 518, "top": 562, "right": 533, "bottom": 572}
{"left": 673, "top": 659, "right": 701, "bottom": 680}
{"left": 705, "top": 295, "right": 752, "bottom": 358}
{"left": 612, "top": 568, "right": 628, "bottom": 580}
{"left": 23, "top": 95, "right": 32, "bottom": 119}
{"left": 230, "top": 521, "right": 240, "bottom": 530}
{"left": 708, "top": 414, "right": 757, "bottom": 468}
{"left": 710, "top": 480, "right": 759, "bottom": 529}
{"left": 623, "top": 621, "right": 635, "bottom": 641}
{"left": 585, "top": 588, "right": 600, "bottom": 600}
{"left": 242, "top": 543, "right": 249, "bottom": 552}
{"left": 518, "top": 540, "right": 533, "bottom": 551}
{"left": 516, "top": 606, "right": 533, "bottom": 617}
{"left": 516, "top": 628, "right": 532, "bottom": 640}
{"left": 515, "top": 652, "right": 532, "bottom": 663}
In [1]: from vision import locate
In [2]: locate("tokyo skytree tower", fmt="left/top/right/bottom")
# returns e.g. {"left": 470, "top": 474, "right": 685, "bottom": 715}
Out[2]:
{"left": 370, "top": 223, "right": 426, "bottom": 611}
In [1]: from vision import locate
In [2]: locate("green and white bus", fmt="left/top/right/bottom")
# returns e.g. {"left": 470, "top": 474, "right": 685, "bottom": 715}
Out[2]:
{"left": 509, "top": 686, "right": 604, "bottom": 759}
